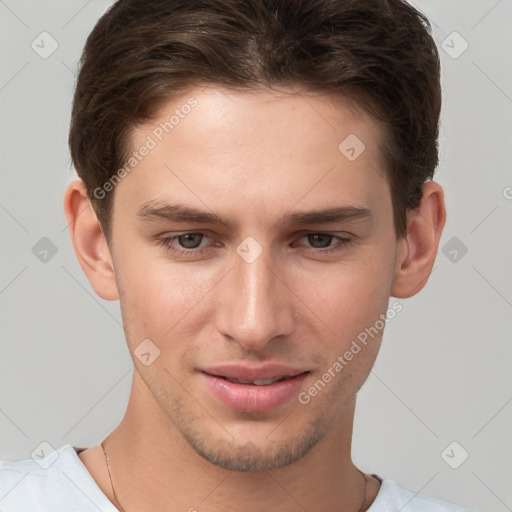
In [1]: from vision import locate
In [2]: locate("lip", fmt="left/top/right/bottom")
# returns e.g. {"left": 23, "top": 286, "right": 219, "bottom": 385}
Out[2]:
{"left": 200, "top": 365, "right": 310, "bottom": 413}
{"left": 200, "top": 364, "right": 308, "bottom": 381}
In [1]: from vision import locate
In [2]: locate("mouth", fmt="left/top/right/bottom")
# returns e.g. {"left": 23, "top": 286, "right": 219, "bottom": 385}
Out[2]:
{"left": 219, "top": 375, "right": 290, "bottom": 386}
{"left": 206, "top": 371, "right": 307, "bottom": 385}
{"left": 200, "top": 368, "right": 310, "bottom": 413}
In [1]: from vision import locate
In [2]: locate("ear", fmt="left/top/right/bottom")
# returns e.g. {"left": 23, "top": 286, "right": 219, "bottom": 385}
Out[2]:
{"left": 63, "top": 179, "right": 119, "bottom": 301}
{"left": 391, "top": 181, "right": 446, "bottom": 298}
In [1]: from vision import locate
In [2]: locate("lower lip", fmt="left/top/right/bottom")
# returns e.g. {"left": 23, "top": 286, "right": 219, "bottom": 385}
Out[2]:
{"left": 201, "top": 372, "right": 309, "bottom": 413}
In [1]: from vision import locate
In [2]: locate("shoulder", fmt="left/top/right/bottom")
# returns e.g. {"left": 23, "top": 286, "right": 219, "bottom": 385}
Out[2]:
{"left": 369, "top": 478, "right": 478, "bottom": 512}
{"left": 0, "top": 449, "right": 56, "bottom": 510}
{"left": 0, "top": 444, "right": 116, "bottom": 512}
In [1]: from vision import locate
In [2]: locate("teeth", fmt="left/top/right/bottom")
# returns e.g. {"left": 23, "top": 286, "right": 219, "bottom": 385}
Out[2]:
{"left": 225, "top": 376, "right": 286, "bottom": 385}
{"left": 225, "top": 378, "right": 253, "bottom": 384}
{"left": 253, "top": 378, "right": 281, "bottom": 385}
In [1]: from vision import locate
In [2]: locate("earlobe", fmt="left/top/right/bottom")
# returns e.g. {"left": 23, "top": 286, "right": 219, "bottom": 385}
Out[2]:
{"left": 63, "top": 179, "right": 119, "bottom": 301}
{"left": 391, "top": 181, "right": 446, "bottom": 299}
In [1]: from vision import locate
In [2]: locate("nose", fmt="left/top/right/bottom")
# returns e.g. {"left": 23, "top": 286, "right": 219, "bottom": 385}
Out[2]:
{"left": 215, "top": 245, "right": 295, "bottom": 351}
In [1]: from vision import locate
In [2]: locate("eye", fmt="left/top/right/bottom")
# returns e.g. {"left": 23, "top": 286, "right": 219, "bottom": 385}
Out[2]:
{"left": 174, "top": 233, "right": 204, "bottom": 249}
{"left": 158, "top": 232, "right": 214, "bottom": 255}
{"left": 296, "top": 233, "right": 353, "bottom": 253}
{"left": 305, "top": 233, "right": 337, "bottom": 249}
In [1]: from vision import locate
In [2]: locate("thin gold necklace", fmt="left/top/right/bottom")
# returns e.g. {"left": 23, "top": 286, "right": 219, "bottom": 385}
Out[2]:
{"left": 101, "top": 440, "right": 127, "bottom": 512}
{"left": 357, "top": 470, "right": 370, "bottom": 512}
{"left": 101, "top": 439, "right": 369, "bottom": 512}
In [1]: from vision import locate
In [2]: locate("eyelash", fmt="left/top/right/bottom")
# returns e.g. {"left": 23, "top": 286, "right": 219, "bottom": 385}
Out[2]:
{"left": 157, "top": 232, "right": 353, "bottom": 257}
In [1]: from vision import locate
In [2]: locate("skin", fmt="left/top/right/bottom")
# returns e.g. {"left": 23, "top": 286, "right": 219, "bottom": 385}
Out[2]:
{"left": 64, "top": 85, "right": 445, "bottom": 511}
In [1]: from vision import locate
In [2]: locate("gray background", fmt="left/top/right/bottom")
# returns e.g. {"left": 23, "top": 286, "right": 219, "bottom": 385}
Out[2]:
{"left": 0, "top": 1, "right": 511, "bottom": 511}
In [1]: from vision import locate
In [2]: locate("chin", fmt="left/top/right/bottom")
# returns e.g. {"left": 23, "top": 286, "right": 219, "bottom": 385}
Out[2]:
{"left": 178, "top": 414, "right": 332, "bottom": 472}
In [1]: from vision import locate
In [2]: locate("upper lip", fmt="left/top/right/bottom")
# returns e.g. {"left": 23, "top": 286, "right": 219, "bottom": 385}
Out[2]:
{"left": 200, "top": 364, "right": 309, "bottom": 381}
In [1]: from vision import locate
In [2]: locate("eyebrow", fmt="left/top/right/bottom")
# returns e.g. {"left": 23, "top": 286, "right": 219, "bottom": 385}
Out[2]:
{"left": 136, "top": 200, "right": 373, "bottom": 228}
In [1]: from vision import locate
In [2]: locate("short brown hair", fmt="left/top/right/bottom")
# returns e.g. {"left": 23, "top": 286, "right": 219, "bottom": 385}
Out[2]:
{"left": 69, "top": 0, "right": 441, "bottom": 241}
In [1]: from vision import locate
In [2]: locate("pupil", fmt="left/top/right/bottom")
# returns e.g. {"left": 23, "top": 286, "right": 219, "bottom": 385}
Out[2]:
{"left": 308, "top": 234, "right": 332, "bottom": 248}
{"left": 178, "top": 233, "right": 202, "bottom": 248}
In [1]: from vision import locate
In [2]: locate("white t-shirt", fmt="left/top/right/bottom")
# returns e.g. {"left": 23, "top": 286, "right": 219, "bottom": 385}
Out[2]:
{"left": 0, "top": 444, "right": 476, "bottom": 511}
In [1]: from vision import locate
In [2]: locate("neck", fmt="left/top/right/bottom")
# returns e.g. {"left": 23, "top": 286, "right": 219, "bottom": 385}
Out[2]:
{"left": 100, "top": 371, "right": 378, "bottom": 512}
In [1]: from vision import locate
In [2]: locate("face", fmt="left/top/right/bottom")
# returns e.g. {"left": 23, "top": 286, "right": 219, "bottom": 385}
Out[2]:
{"left": 108, "top": 85, "right": 400, "bottom": 471}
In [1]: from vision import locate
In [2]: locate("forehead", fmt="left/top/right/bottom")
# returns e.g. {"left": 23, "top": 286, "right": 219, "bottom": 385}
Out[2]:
{"left": 116, "top": 85, "right": 391, "bottom": 224}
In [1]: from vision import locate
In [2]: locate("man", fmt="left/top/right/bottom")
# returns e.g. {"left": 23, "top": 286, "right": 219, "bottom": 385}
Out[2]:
{"left": 0, "top": 0, "right": 476, "bottom": 510}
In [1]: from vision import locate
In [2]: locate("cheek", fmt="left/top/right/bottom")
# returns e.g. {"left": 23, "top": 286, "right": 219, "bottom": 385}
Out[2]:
{"left": 296, "top": 254, "right": 394, "bottom": 335}
{"left": 116, "top": 253, "right": 217, "bottom": 341}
